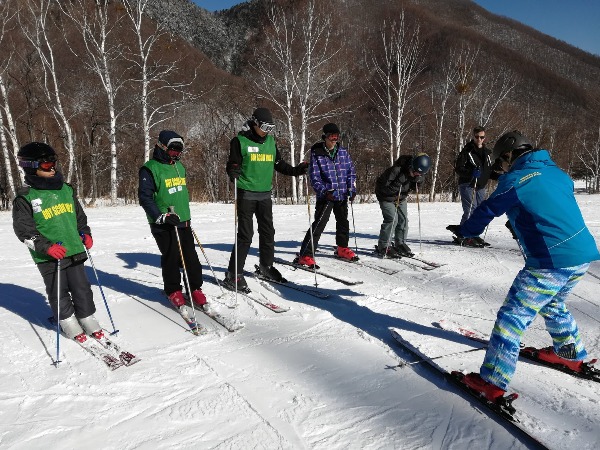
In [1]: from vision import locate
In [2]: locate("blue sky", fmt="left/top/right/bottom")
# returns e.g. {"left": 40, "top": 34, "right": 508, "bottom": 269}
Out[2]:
{"left": 193, "top": 0, "right": 600, "bottom": 56}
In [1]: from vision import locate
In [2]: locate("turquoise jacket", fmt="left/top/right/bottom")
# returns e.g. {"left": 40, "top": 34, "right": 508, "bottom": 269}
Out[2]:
{"left": 462, "top": 150, "right": 600, "bottom": 269}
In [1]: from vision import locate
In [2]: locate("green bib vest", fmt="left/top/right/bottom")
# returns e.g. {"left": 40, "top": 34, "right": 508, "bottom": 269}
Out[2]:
{"left": 22, "top": 184, "right": 85, "bottom": 263}
{"left": 237, "top": 133, "right": 276, "bottom": 192}
{"left": 143, "top": 159, "right": 191, "bottom": 223}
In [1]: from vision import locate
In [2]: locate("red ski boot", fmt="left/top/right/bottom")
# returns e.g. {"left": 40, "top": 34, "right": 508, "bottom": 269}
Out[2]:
{"left": 167, "top": 290, "right": 186, "bottom": 308}
{"left": 335, "top": 246, "right": 358, "bottom": 261}
{"left": 530, "top": 346, "right": 584, "bottom": 372}
{"left": 295, "top": 254, "right": 317, "bottom": 268}
{"left": 191, "top": 289, "right": 207, "bottom": 307}
{"left": 462, "top": 373, "right": 506, "bottom": 402}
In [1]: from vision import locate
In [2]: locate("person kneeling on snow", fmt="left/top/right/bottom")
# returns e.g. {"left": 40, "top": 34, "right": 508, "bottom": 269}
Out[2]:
{"left": 374, "top": 153, "right": 430, "bottom": 258}
{"left": 448, "top": 130, "right": 600, "bottom": 402}
{"left": 13, "top": 142, "right": 106, "bottom": 342}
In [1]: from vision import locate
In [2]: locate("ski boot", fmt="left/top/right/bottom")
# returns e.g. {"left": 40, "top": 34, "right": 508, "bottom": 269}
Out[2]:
{"left": 256, "top": 264, "right": 287, "bottom": 283}
{"left": 167, "top": 290, "right": 186, "bottom": 308}
{"left": 223, "top": 271, "right": 250, "bottom": 293}
{"left": 395, "top": 242, "right": 414, "bottom": 257}
{"left": 374, "top": 245, "right": 401, "bottom": 259}
{"left": 335, "top": 246, "right": 359, "bottom": 261}
{"left": 461, "top": 373, "right": 506, "bottom": 402}
{"left": 294, "top": 254, "right": 319, "bottom": 269}
{"left": 191, "top": 289, "right": 207, "bottom": 307}
{"left": 522, "top": 345, "right": 584, "bottom": 372}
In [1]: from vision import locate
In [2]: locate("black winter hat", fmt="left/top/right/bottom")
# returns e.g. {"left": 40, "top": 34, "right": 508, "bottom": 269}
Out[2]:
{"left": 158, "top": 130, "right": 184, "bottom": 150}
{"left": 252, "top": 107, "right": 274, "bottom": 124}
{"left": 323, "top": 123, "right": 340, "bottom": 135}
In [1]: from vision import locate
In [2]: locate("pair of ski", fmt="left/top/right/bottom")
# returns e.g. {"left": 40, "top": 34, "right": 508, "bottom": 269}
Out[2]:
{"left": 389, "top": 327, "right": 547, "bottom": 448}
{"left": 368, "top": 248, "right": 443, "bottom": 271}
{"left": 434, "top": 319, "right": 599, "bottom": 382}
{"left": 171, "top": 294, "right": 245, "bottom": 334}
{"left": 49, "top": 317, "right": 139, "bottom": 371}
{"left": 390, "top": 320, "right": 599, "bottom": 448}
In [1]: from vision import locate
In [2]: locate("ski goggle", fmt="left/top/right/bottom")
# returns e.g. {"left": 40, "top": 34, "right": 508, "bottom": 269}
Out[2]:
{"left": 19, "top": 155, "right": 57, "bottom": 171}
{"left": 167, "top": 148, "right": 183, "bottom": 160}
{"left": 258, "top": 122, "right": 275, "bottom": 133}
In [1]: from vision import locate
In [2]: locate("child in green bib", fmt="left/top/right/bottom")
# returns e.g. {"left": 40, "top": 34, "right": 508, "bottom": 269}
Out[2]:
{"left": 13, "top": 142, "right": 106, "bottom": 342}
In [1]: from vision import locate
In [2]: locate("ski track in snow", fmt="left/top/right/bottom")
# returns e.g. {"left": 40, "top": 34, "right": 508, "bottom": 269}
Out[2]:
{"left": 1, "top": 199, "right": 599, "bottom": 449}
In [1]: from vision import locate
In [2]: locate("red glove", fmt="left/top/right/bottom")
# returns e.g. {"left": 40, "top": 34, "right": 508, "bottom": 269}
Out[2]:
{"left": 47, "top": 244, "right": 67, "bottom": 260}
{"left": 81, "top": 233, "right": 93, "bottom": 249}
{"left": 326, "top": 191, "right": 335, "bottom": 202}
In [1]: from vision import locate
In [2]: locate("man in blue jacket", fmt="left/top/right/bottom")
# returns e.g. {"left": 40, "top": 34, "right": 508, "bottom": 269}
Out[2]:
{"left": 295, "top": 123, "right": 357, "bottom": 267}
{"left": 449, "top": 130, "right": 599, "bottom": 402}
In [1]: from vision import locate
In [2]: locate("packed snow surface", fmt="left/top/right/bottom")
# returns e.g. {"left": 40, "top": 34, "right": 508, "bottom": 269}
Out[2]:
{"left": 1, "top": 197, "right": 599, "bottom": 449}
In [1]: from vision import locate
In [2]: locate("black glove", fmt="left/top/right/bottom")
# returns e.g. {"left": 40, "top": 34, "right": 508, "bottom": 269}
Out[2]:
{"left": 156, "top": 213, "right": 180, "bottom": 226}
{"left": 295, "top": 161, "right": 308, "bottom": 176}
{"left": 446, "top": 224, "right": 463, "bottom": 239}
{"left": 472, "top": 167, "right": 481, "bottom": 178}
{"left": 348, "top": 191, "right": 356, "bottom": 203}
{"left": 505, "top": 221, "right": 518, "bottom": 240}
{"left": 228, "top": 163, "right": 241, "bottom": 182}
{"left": 325, "top": 190, "right": 335, "bottom": 202}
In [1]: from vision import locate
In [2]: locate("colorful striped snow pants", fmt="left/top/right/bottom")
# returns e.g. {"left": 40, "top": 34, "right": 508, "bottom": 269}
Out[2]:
{"left": 480, "top": 263, "right": 589, "bottom": 390}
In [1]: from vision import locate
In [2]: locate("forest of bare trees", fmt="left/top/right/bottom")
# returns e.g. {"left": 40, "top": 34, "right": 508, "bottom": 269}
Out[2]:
{"left": 1, "top": 0, "right": 599, "bottom": 210}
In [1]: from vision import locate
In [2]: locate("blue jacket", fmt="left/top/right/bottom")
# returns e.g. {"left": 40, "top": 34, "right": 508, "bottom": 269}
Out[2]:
{"left": 309, "top": 141, "right": 357, "bottom": 201}
{"left": 461, "top": 150, "right": 599, "bottom": 269}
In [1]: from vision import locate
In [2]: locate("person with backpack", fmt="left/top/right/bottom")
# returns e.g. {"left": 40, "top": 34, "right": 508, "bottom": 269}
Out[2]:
{"left": 12, "top": 142, "right": 107, "bottom": 342}
{"left": 295, "top": 123, "right": 357, "bottom": 268}
{"left": 448, "top": 131, "right": 600, "bottom": 403}
{"left": 374, "top": 153, "right": 430, "bottom": 258}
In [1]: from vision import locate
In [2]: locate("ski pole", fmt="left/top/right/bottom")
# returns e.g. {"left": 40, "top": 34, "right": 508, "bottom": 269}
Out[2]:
{"left": 390, "top": 346, "right": 485, "bottom": 369}
{"left": 191, "top": 227, "right": 231, "bottom": 302}
{"left": 303, "top": 174, "right": 318, "bottom": 288}
{"left": 169, "top": 206, "right": 199, "bottom": 325}
{"left": 416, "top": 184, "right": 422, "bottom": 254}
{"left": 383, "top": 191, "right": 403, "bottom": 258}
{"left": 54, "top": 241, "right": 63, "bottom": 367}
{"left": 233, "top": 179, "right": 239, "bottom": 306}
{"left": 467, "top": 178, "right": 478, "bottom": 219}
{"left": 81, "top": 234, "right": 119, "bottom": 335}
{"left": 349, "top": 193, "right": 358, "bottom": 255}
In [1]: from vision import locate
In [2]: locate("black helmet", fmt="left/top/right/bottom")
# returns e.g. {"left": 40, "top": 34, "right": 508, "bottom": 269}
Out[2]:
{"left": 18, "top": 142, "right": 57, "bottom": 174}
{"left": 411, "top": 153, "right": 431, "bottom": 175}
{"left": 492, "top": 131, "right": 533, "bottom": 162}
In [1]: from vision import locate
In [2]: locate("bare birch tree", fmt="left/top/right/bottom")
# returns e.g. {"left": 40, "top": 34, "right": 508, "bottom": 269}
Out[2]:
{"left": 577, "top": 126, "right": 600, "bottom": 193}
{"left": 60, "top": 0, "right": 128, "bottom": 204}
{"left": 19, "top": 0, "right": 77, "bottom": 183}
{"left": 428, "top": 56, "right": 457, "bottom": 202}
{"left": 365, "top": 12, "right": 424, "bottom": 165}
{"left": 122, "top": 0, "right": 193, "bottom": 162}
{"left": 0, "top": 0, "right": 23, "bottom": 197}
{"left": 251, "top": 0, "right": 350, "bottom": 202}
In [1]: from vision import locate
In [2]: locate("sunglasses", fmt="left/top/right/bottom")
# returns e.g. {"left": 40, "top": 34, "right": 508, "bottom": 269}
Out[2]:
{"left": 474, "top": 135, "right": 486, "bottom": 140}
{"left": 167, "top": 148, "right": 183, "bottom": 160}
{"left": 258, "top": 122, "right": 275, "bottom": 133}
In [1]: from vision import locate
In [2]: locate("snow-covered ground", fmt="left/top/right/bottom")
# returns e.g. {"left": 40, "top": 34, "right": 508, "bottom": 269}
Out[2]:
{"left": 1, "top": 196, "right": 599, "bottom": 449}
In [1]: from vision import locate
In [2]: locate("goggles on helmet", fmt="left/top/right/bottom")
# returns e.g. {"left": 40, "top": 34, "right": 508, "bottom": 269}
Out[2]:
{"left": 257, "top": 121, "right": 275, "bottom": 133}
{"left": 19, "top": 155, "right": 58, "bottom": 171}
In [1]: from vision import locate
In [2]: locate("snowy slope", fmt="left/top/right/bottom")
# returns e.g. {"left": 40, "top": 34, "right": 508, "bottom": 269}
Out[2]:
{"left": 0, "top": 197, "right": 599, "bottom": 449}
